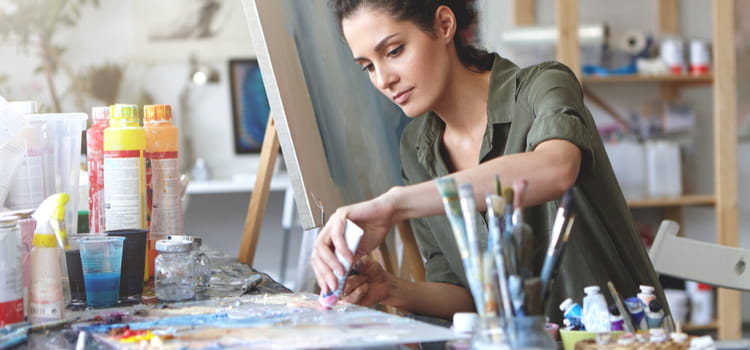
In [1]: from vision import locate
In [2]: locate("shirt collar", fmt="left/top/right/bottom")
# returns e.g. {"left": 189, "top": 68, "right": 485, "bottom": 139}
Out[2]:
{"left": 414, "top": 54, "right": 519, "bottom": 176}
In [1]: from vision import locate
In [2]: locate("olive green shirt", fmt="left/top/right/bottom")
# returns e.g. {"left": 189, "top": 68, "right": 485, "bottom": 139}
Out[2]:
{"left": 399, "top": 54, "right": 666, "bottom": 322}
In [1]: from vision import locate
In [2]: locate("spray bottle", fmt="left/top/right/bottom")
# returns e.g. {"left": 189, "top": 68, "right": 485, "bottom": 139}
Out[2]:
{"left": 103, "top": 104, "right": 147, "bottom": 279}
{"left": 29, "top": 193, "right": 69, "bottom": 323}
{"left": 87, "top": 106, "right": 110, "bottom": 233}
{"left": 144, "top": 104, "right": 182, "bottom": 277}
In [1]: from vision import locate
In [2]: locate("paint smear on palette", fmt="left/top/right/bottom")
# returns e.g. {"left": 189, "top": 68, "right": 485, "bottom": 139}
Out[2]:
{"left": 81, "top": 293, "right": 461, "bottom": 349}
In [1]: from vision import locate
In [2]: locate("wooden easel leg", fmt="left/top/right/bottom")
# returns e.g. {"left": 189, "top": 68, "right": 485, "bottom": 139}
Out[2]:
{"left": 238, "top": 114, "right": 279, "bottom": 264}
{"left": 396, "top": 221, "right": 425, "bottom": 282}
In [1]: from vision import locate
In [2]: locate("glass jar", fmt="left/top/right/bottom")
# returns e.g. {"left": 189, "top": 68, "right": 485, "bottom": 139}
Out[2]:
{"left": 167, "top": 235, "right": 211, "bottom": 292}
{"left": 471, "top": 316, "right": 511, "bottom": 350}
{"left": 190, "top": 237, "right": 211, "bottom": 292}
{"left": 154, "top": 240, "right": 194, "bottom": 301}
{"left": 507, "top": 316, "right": 556, "bottom": 350}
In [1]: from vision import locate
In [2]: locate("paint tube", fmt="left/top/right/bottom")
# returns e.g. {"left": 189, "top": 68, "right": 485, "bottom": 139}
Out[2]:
{"left": 608, "top": 304, "right": 625, "bottom": 331}
{"left": 0, "top": 216, "right": 24, "bottom": 326}
{"left": 559, "top": 298, "right": 584, "bottom": 330}
{"left": 581, "top": 285, "right": 609, "bottom": 332}
{"left": 637, "top": 285, "right": 656, "bottom": 310}
{"left": 646, "top": 300, "right": 665, "bottom": 329}
{"left": 624, "top": 296, "right": 648, "bottom": 330}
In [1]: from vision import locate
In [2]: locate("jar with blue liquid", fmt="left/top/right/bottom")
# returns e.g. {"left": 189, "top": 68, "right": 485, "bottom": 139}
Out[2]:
{"left": 154, "top": 240, "right": 194, "bottom": 301}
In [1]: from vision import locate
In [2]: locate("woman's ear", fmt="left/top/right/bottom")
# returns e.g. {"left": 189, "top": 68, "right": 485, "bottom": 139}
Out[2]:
{"left": 433, "top": 5, "right": 457, "bottom": 43}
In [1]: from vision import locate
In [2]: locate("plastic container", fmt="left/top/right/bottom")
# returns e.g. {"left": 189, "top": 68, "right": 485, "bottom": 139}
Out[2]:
{"left": 689, "top": 39, "right": 710, "bottom": 75}
{"left": 26, "top": 113, "right": 88, "bottom": 236}
{"left": 87, "top": 106, "right": 110, "bottom": 233}
{"left": 663, "top": 288, "right": 689, "bottom": 325}
{"left": 646, "top": 140, "right": 682, "bottom": 198}
{"left": 144, "top": 105, "right": 183, "bottom": 276}
{"left": 688, "top": 282, "right": 714, "bottom": 325}
{"left": 582, "top": 285, "right": 610, "bottom": 332}
{"left": 559, "top": 330, "right": 624, "bottom": 350}
{"left": 604, "top": 140, "right": 646, "bottom": 199}
{"left": 154, "top": 239, "right": 194, "bottom": 301}
{"left": 6, "top": 101, "right": 46, "bottom": 211}
{"left": 78, "top": 236, "right": 125, "bottom": 307}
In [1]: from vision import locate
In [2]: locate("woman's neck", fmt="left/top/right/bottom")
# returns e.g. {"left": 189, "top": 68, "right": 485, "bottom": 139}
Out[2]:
{"left": 432, "top": 61, "right": 491, "bottom": 135}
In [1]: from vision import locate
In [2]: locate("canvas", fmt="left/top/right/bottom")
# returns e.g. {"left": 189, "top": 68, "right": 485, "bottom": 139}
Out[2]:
{"left": 243, "top": 0, "right": 410, "bottom": 229}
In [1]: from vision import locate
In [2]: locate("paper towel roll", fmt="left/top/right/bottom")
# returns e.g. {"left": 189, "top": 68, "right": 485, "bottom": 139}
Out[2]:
{"left": 617, "top": 30, "right": 648, "bottom": 55}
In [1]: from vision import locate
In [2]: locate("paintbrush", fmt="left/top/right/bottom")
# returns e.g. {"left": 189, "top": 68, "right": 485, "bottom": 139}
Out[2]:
{"left": 458, "top": 183, "right": 486, "bottom": 315}
{"left": 511, "top": 179, "right": 534, "bottom": 278}
{"left": 487, "top": 193, "right": 513, "bottom": 321}
{"left": 607, "top": 281, "right": 637, "bottom": 334}
{"left": 541, "top": 215, "right": 576, "bottom": 300}
{"left": 435, "top": 177, "right": 485, "bottom": 317}
{"left": 523, "top": 277, "right": 543, "bottom": 316}
{"left": 540, "top": 189, "right": 574, "bottom": 293}
{"left": 508, "top": 274, "right": 525, "bottom": 317}
{"left": 501, "top": 187, "right": 517, "bottom": 275}
{"left": 482, "top": 252, "right": 499, "bottom": 317}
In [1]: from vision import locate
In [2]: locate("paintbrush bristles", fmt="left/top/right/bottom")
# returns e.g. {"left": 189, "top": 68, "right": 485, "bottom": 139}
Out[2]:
{"left": 490, "top": 194, "right": 504, "bottom": 216}
{"left": 494, "top": 175, "right": 502, "bottom": 196}
{"left": 502, "top": 187, "right": 513, "bottom": 205}
{"left": 512, "top": 179, "right": 528, "bottom": 210}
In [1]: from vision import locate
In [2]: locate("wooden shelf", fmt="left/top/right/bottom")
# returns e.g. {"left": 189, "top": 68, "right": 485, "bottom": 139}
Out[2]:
{"left": 582, "top": 74, "right": 713, "bottom": 85}
{"left": 627, "top": 194, "right": 716, "bottom": 208}
{"left": 683, "top": 321, "right": 718, "bottom": 332}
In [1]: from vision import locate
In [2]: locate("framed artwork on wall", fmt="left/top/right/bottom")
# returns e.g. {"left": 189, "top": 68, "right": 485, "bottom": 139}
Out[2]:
{"left": 229, "top": 58, "right": 271, "bottom": 154}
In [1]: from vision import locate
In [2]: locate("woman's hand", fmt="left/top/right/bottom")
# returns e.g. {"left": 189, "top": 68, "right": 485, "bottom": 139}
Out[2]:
{"left": 341, "top": 256, "right": 392, "bottom": 306}
{"left": 311, "top": 189, "right": 401, "bottom": 295}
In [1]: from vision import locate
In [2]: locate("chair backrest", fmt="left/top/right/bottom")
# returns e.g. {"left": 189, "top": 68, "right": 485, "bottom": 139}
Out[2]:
{"left": 649, "top": 220, "right": 750, "bottom": 292}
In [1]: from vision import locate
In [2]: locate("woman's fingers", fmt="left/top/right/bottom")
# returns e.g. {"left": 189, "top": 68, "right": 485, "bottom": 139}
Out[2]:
{"left": 343, "top": 282, "right": 369, "bottom": 304}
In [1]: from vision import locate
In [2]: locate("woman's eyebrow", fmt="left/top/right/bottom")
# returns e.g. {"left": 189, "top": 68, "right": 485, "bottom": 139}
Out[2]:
{"left": 353, "top": 33, "right": 399, "bottom": 62}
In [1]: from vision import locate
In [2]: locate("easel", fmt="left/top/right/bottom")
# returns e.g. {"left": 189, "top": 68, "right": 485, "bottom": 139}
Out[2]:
{"left": 237, "top": 114, "right": 425, "bottom": 283}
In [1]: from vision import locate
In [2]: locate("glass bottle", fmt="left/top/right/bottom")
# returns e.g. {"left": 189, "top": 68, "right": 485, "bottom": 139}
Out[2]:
{"left": 471, "top": 315, "right": 511, "bottom": 350}
{"left": 508, "top": 316, "right": 556, "bottom": 350}
{"left": 154, "top": 240, "right": 194, "bottom": 301}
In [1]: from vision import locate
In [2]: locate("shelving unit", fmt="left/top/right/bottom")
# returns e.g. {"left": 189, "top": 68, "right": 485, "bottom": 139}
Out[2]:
{"left": 512, "top": 0, "right": 739, "bottom": 340}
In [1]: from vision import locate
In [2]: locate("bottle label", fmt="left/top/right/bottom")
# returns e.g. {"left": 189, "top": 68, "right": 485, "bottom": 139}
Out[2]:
{"left": 0, "top": 299, "right": 23, "bottom": 326}
{"left": 146, "top": 152, "right": 181, "bottom": 239}
{"left": 7, "top": 154, "right": 45, "bottom": 210}
{"left": 29, "top": 276, "right": 64, "bottom": 321}
{"left": 104, "top": 151, "right": 145, "bottom": 230}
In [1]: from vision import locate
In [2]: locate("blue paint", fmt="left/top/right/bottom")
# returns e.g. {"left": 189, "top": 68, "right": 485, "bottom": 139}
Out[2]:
{"left": 84, "top": 272, "right": 120, "bottom": 307}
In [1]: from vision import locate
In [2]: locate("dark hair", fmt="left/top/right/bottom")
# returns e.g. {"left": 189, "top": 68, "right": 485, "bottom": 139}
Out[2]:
{"left": 332, "top": 0, "right": 493, "bottom": 72}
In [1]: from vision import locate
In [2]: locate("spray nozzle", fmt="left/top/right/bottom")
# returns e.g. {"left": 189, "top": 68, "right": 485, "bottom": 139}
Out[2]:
{"left": 31, "top": 193, "right": 69, "bottom": 249}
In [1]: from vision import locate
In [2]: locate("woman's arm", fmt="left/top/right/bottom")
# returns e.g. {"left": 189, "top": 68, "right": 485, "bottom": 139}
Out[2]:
{"left": 388, "top": 138, "right": 581, "bottom": 219}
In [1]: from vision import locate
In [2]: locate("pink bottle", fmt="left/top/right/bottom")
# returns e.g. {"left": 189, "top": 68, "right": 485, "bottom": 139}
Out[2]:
{"left": 87, "top": 107, "right": 109, "bottom": 233}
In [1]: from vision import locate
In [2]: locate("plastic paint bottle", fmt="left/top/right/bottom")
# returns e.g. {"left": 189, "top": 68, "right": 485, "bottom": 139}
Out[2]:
{"left": 624, "top": 296, "right": 648, "bottom": 330}
{"left": 144, "top": 105, "right": 183, "bottom": 277}
{"left": 688, "top": 283, "right": 714, "bottom": 325}
{"left": 559, "top": 298, "right": 584, "bottom": 330}
{"left": 646, "top": 300, "right": 665, "bottom": 329}
{"left": 87, "top": 106, "right": 110, "bottom": 233}
{"left": 637, "top": 285, "right": 656, "bottom": 310}
{"left": 104, "top": 104, "right": 147, "bottom": 280}
{"left": 609, "top": 303, "right": 625, "bottom": 331}
{"left": 29, "top": 194, "right": 69, "bottom": 324}
{"left": 581, "top": 286, "right": 610, "bottom": 332}
{"left": 0, "top": 216, "right": 23, "bottom": 326}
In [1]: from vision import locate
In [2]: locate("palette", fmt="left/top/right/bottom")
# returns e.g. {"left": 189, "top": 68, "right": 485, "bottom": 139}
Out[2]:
{"left": 74, "top": 293, "right": 462, "bottom": 349}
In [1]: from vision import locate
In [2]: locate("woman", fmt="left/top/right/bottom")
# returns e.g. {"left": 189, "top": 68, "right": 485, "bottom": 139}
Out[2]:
{"left": 312, "top": 0, "right": 666, "bottom": 322}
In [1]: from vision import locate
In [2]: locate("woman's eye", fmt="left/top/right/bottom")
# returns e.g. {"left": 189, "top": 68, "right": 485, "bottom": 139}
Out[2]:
{"left": 361, "top": 63, "right": 374, "bottom": 72}
{"left": 387, "top": 45, "right": 404, "bottom": 57}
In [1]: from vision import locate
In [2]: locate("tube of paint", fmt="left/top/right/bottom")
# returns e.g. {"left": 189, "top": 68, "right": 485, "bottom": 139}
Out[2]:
{"left": 646, "top": 300, "right": 665, "bottom": 329}
{"left": 609, "top": 304, "right": 625, "bottom": 331}
{"left": 559, "top": 298, "right": 584, "bottom": 330}
{"left": 624, "top": 296, "right": 647, "bottom": 330}
{"left": 637, "top": 285, "right": 656, "bottom": 310}
{"left": 581, "top": 286, "right": 610, "bottom": 332}
{"left": 319, "top": 220, "right": 363, "bottom": 308}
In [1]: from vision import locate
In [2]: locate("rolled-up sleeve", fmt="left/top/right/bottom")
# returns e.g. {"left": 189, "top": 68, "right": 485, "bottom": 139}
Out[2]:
{"left": 525, "top": 63, "right": 596, "bottom": 170}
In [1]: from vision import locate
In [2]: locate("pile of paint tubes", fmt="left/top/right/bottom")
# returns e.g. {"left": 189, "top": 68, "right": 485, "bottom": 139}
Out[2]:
{"left": 561, "top": 284, "right": 667, "bottom": 333}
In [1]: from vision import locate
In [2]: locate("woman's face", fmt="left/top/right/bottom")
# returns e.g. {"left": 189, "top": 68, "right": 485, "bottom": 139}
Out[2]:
{"left": 342, "top": 7, "right": 452, "bottom": 117}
